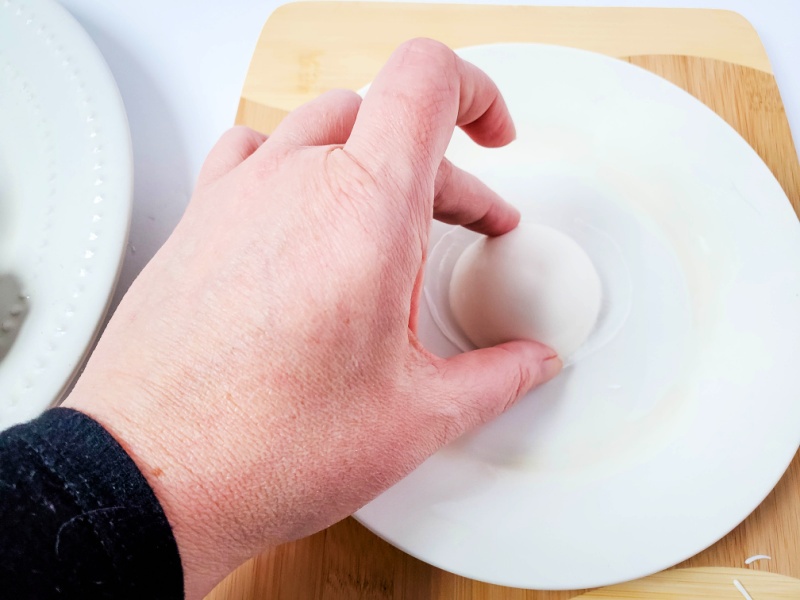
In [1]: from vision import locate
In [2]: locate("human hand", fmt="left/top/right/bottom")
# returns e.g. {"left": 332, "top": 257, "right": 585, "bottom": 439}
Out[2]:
{"left": 64, "top": 39, "right": 561, "bottom": 598}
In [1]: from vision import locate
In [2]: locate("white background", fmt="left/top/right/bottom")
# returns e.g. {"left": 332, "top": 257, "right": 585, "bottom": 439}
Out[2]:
{"left": 58, "top": 0, "right": 800, "bottom": 306}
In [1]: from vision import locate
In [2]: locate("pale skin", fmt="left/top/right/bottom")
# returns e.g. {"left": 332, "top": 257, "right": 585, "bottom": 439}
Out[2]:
{"left": 64, "top": 39, "right": 562, "bottom": 599}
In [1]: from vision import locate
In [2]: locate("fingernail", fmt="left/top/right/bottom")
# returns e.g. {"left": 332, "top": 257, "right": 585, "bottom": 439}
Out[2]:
{"left": 540, "top": 355, "right": 562, "bottom": 383}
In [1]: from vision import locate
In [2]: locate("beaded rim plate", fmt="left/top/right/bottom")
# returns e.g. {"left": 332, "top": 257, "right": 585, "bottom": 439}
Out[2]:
{"left": 0, "top": 0, "right": 132, "bottom": 429}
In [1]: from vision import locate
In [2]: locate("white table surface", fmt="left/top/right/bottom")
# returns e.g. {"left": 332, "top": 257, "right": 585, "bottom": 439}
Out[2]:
{"left": 58, "top": 0, "right": 800, "bottom": 310}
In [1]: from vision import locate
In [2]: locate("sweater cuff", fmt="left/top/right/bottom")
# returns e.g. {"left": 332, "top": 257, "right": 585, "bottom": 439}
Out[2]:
{"left": 0, "top": 407, "right": 184, "bottom": 599}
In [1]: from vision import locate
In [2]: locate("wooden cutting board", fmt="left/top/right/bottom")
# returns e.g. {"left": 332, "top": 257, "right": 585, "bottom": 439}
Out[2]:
{"left": 208, "top": 4, "right": 800, "bottom": 599}
{"left": 572, "top": 568, "right": 800, "bottom": 599}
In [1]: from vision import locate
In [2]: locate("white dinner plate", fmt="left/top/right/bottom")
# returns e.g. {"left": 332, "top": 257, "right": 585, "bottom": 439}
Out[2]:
{"left": 0, "top": 0, "right": 131, "bottom": 429}
{"left": 355, "top": 44, "right": 800, "bottom": 589}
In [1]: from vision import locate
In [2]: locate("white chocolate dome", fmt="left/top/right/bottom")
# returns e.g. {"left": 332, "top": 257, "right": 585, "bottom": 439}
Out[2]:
{"left": 449, "top": 223, "right": 602, "bottom": 358}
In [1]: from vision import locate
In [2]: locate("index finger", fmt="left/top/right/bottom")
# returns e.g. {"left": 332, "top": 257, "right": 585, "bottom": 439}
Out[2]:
{"left": 344, "top": 39, "right": 515, "bottom": 194}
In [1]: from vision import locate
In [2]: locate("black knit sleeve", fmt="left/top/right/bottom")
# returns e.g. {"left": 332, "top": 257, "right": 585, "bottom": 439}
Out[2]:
{"left": 0, "top": 407, "right": 183, "bottom": 599}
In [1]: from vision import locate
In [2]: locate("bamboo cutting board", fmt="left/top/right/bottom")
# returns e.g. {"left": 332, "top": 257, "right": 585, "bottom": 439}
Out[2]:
{"left": 209, "top": 4, "right": 800, "bottom": 599}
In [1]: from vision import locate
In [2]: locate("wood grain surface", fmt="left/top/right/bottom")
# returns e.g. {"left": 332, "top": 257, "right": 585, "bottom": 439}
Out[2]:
{"left": 573, "top": 567, "right": 800, "bottom": 599}
{"left": 209, "top": 4, "right": 800, "bottom": 599}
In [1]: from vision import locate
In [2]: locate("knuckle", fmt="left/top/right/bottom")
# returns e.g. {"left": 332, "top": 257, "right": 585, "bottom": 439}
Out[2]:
{"left": 249, "top": 144, "right": 293, "bottom": 180}
{"left": 395, "top": 38, "right": 458, "bottom": 93}
{"left": 397, "top": 38, "right": 454, "bottom": 67}
{"left": 432, "top": 159, "right": 455, "bottom": 209}
{"left": 391, "top": 40, "right": 460, "bottom": 144}
{"left": 323, "top": 147, "right": 380, "bottom": 207}
{"left": 225, "top": 125, "right": 267, "bottom": 148}
{"left": 424, "top": 377, "right": 482, "bottom": 442}
{"left": 319, "top": 149, "right": 390, "bottom": 255}
{"left": 324, "top": 149, "right": 417, "bottom": 251}
{"left": 496, "top": 347, "right": 531, "bottom": 413}
{"left": 425, "top": 398, "right": 468, "bottom": 448}
{"left": 325, "top": 87, "right": 362, "bottom": 106}
{"left": 504, "top": 362, "right": 529, "bottom": 412}
{"left": 226, "top": 124, "right": 255, "bottom": 137}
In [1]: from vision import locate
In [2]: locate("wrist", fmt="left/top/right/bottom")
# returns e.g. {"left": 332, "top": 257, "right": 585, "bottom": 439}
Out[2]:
{"left": 62, "top": 384, "right": 246, "bottom": 599}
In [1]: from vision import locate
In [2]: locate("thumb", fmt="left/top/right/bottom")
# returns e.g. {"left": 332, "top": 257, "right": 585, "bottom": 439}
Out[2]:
{"left": 438, "top": 340, "right": 561, "bottom": 434}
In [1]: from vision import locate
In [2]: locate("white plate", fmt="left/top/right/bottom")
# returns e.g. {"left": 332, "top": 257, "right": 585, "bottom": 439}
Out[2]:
{"left": 355, "top": 44, "right": 800, "bottom": 589}
{"left": 0, "top": 0, "right": 131, "bottom": 429}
